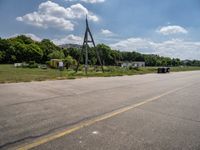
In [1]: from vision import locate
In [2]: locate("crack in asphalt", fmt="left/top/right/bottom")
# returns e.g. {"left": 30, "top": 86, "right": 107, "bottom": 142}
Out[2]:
{"left": 0, "top": 103, "right": 134, "bottom": 149}
{"left": 0, "top": 73, "right": 199, "bottom": 149}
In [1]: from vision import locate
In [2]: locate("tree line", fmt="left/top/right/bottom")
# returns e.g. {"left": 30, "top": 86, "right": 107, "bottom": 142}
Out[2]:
{"left": 0, "top": 35, "right": 200, "bottom": 67}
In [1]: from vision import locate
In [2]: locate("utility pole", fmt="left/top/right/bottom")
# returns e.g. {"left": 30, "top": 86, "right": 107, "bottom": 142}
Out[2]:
{"left": 76, "top": 16, "right": 104, "bottom": 74}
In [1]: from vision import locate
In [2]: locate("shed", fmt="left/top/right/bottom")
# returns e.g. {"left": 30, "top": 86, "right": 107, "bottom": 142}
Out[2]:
{"left": 50, "top": 59, "right": 63, "bottom": 68}
{"left": 120, "top": 61, "right": 145, "bottom": 68}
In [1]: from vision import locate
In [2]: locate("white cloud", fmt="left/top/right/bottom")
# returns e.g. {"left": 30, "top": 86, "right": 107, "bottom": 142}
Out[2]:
{"left": 17, "top": 13, "right": 74, "bottom": 30}
{"left": 110, "top": 38, "right": 200, "bottom": 60}
{"left": 24, "top": 33, "right": 42, "bottom": 41}
{"left": 53, "top": 34, "right": 82, "bottom": 45}
{"left": 81, "top": 0, "right": 105, "bottom": 3}
{"left": 157, "top": 25, "right": 188, "bottom": 35}
{"left": 101, "top": 29, "right": 114, "bottom": 36}
{"left": 9, "top": 33, "right": 42, "bottom": 41}
{"left": 110, "top": 38, "right": 154, "bottom": 53}
{"left": 16, "top": 1, "right": 98, "bottom": 30}
{"left": 65, "top": 0, "right": 105, "bottom": 3}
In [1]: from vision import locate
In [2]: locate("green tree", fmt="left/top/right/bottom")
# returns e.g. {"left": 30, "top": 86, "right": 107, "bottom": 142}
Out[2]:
{"left": 65, "top": 47, "right": 81, "bottom": 61}
{"left": 26, "top": 43, "right": 43, "bottom": 62}
{"left": 0, "top": 51, "right": 5, "bottom": 63}
{"left": 63, "top": 55, "right": 77, "bottom": 69}
{"left": 1, "top": 35, "right": 198, "bottom": 67}
{"left": 38, "top": 39, "right": 61, "bottom": 62}
{"left": 97, "top": 44, "right": 115, "bottom": 65}
{"left": 48, "top": 50, "right": 65, "bottom": 59}
{"left": 0, "top": 39, "right": 16, "bottom": 63}
{"left": 12, "top": 41, "right": 27, "bottom": 62}
{"left": 12, "top": 35, "right": 34, "bottom": 44}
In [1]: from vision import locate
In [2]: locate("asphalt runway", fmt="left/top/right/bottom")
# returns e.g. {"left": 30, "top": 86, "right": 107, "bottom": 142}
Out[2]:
{"left": 0, "top": 71, "right": 200, "bottom": 150}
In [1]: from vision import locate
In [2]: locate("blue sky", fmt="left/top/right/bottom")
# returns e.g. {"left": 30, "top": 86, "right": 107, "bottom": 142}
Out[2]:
{"left": 0, "top": 0, "right": 200, "bottom": 59}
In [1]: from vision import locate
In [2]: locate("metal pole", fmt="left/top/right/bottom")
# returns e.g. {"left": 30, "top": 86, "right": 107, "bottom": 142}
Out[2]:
{"left": 76, "top": 45, "right": 84, "bottom": 73}
{"left": 85, "top": 44, "right": 88, "bottom": 75}
{"left": 75, "top": 15, "right": 104, "bottom": 74}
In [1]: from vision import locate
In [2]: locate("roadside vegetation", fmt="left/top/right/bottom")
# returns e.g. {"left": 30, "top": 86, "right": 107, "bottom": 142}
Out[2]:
{"left": 1, "top": 64, "right": 200, "bottom": 83}
{"left": 1, "top": 35, "right": 200, "bottom": 83}
{"left": 1, "top": 35, "right": 200, "bottom": 66}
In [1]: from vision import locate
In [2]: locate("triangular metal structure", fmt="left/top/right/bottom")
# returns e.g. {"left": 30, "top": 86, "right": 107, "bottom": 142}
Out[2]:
{"left": 76, "top": 16, "right": 104, "bottom": 74}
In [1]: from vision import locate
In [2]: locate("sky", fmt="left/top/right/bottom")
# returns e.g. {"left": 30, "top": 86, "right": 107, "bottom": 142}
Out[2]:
{"left": 0, "top": 0, "right": 200, "bottom": 60}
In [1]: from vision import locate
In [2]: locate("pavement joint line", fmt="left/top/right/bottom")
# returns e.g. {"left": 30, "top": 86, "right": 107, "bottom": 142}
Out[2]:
{"left": 15, "top": 86, "right": 186, "bottom": 150}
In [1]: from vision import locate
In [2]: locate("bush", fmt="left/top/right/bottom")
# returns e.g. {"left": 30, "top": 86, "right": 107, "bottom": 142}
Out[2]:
{"left": 21, "top": 62, "right": 29, "bottom": 68}
{"left": 28, "top": 63, "right": 38, "bottom": 68}
{"left": 63, "top": 55, "right": 77, "bottom": 69}
{"left": 46, "top": 61, "right": 50, "bottom": 66}
{"left": 128, "top": 66, "right": 140, "bottom": 70}
{"left": 27, "top": 61, "right": 38, "bottom": 68}
{"left": 29, "top": 61, "right": 35, "bottom": 65}
{"left": 19, "top": 61, "right": 38, "bottom": 68}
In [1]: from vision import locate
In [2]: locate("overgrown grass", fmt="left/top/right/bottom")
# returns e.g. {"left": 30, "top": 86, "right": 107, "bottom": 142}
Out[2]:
{"left": 0, "top": 65, "right": 59, "bottom": 83}
{"left": 0, "top": 64, "right": 200, "bottom": 83}
{"left": 170, "top": 66, "right": 200, "bottom": 72}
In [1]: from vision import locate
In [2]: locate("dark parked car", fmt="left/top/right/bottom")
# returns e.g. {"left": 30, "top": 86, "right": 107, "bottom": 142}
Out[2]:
{"left": 157, "top": 67, "right": 170, "bottom": 73}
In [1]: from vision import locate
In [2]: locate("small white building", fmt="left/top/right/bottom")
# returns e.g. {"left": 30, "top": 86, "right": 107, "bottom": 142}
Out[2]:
{"left": 121, "top": 61, "right": 145, "bottom": 68}
{"left": 14, "top": 63, "right": 22, "bottom": 67}
{"left": 132, "top": 61, "right": 145, "bottom": 67}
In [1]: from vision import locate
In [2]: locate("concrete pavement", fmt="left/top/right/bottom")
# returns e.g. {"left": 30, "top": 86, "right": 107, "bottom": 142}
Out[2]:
{"left": 0, "top": 71, "right": 200, "bottom": 149}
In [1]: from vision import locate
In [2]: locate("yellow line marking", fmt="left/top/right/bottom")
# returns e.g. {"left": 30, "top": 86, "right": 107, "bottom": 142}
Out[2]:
{"left": 16, "top": 87, "right": 184, "bottom": 150}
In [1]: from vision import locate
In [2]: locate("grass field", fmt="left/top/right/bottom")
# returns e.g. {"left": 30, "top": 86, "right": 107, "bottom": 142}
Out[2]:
{"left": 0, "top": 64, "right": 200, "bottom": 83}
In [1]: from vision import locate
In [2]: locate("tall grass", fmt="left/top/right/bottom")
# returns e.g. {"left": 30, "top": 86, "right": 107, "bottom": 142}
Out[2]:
{"left": 0, "top": 64, "right": 200, "bottom": 83}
